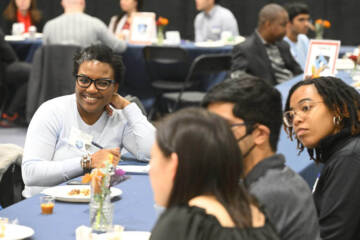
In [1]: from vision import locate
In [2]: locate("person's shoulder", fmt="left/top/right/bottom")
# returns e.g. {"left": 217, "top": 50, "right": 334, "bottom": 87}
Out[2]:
{"left": 40, "top": 94, "right": 75, "bottom": 113}
{"left": 194, "top": 11, "right": 204, "bottom": 23}
{"left": 234, "top": 33, "right": 256, "bottom": 49}
{"left": 217, "top": 5, "right": 236, "bottom": 17}
{"left": 251, "top": 165, "right": 312, "bottom": 201}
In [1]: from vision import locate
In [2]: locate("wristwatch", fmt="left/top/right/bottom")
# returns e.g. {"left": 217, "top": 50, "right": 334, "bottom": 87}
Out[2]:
{"left": 80, "top": 153, "right": 92, "bottom": 171}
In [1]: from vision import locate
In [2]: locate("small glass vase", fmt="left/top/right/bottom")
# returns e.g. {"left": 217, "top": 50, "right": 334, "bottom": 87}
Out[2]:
{"left": 157, "top": 26, "right": 164, "bottom": 45}
{"left": 315, "top": 27, "right": 324, "bottom": 39}
{"left": 89, "top": 168, "right": 113, "bottom": 233}
{"left": 351, "top": 65, "right": 360, "bottom": 82}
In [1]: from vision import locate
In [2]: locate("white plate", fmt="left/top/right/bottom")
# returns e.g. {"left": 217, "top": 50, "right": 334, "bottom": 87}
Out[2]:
{"left": 122, "top": 231, "right": 151, "bottom": 240}
{"left": 42, "top": 185, "right": 122, "bottom": 203}
{"left": 92, "top": 231, "right": 150, "bottom": 240}
{"left": 194, "top": 41, "right": 224, "bottom": 48}
{"left": 117, "top": 165, "right": 149, "bottom": 173}
{"left": 1, "top": 224, "right": 34, "bottom": 240}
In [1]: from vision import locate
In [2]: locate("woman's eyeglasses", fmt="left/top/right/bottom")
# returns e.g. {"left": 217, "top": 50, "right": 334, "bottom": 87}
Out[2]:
{"left": 75, "top": 74, "right": 116, "bottom": 91}
{"left": 283, "top": 100, "right": 323, "bottom": 127}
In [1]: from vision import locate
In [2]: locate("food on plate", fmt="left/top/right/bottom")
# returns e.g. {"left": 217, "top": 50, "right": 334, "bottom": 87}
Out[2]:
{"left": 68, "top": 188, "right": 90, "bottom": 196}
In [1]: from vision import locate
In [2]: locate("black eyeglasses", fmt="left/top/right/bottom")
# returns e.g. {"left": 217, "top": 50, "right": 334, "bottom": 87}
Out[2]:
{"left": 75, "top": 74, "right": 116, "bottom": 91}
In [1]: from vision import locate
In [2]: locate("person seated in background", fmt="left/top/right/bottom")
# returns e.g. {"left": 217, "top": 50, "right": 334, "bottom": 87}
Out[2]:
{"left": 108, "top": 0, "right": 143, "bottom": 40}
{"left": 231, "top": 3, "right": 302, "bottom": 86}
{"left": 42, "top": 0, "right": 126, "bottom": 53}
{"left": 0, "top": 27, "right": 30, "bottom": 127}
{"left": 194, "top": 0, "right": 239, "bottom": 42}
{"left": 2, "top": 0, "right": 44, "bottom": 35}
{"left": 283, "top": 2, "right": 311, "bottom": 70}
{"left": 149, "top": 107, "right": 280, "bottom": 240}
{"left": 284, "top": 76, "right": 360, "bottom": 240}
{"left": 22, "top": 44, "right": 155, "bottom": 197}
{"left": 202, "top": 74, "right": 320, "bottom": 240}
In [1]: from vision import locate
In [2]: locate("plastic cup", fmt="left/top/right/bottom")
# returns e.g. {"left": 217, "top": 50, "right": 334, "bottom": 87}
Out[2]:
{"left": 40, "top": 196, "right": 55, "bottom": 214}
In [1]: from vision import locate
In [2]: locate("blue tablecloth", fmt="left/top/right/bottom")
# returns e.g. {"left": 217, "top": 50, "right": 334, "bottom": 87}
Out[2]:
{"left": 0, "top": 171, "right": 156, "bottom": 239}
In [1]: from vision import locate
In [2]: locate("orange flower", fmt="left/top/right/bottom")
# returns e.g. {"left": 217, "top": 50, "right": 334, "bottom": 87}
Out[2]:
{"left": 315, "top": 19, "right": 323, "bottom": 25}
{"left": 157, "top": 17, "right": 169, "bottom": 26}
{"left": 323, "top": 20, "right": 331, "bottom": 28}
{"left": 81, "top": 173, "right": 92, "bottom": 184}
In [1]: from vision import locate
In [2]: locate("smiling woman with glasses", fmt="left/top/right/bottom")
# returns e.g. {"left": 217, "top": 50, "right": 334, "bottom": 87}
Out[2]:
{"left": 284, "top": 76, "right": 360, "bottom": 240}
{"left": 21, "top": 44, "right": 155, "bottom": 197}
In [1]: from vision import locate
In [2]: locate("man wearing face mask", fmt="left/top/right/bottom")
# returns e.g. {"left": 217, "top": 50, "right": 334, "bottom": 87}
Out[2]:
{"left": 202, "top": 74, "right": 320, "bottom": 240}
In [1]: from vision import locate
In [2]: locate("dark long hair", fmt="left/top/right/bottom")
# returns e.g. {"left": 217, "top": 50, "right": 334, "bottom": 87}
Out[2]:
{"left": 3, "top": 0, "right": 42, "bottom": 23}
{"left": 284, "top": 76, "right": 360, "bottom": 162}
{"left": 156, "top": 107, "right": 256, "bottom": 228}
{"left": 112, "top": 0, "right": 143, "bottom": 33}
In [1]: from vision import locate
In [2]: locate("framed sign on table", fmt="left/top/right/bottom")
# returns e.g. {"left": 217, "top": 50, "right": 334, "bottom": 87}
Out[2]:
{"left": 129, "top": 12, "right": 156, "bottom": 45}
{"left": 304, "top": 39, "right": 341, "bottom": 78}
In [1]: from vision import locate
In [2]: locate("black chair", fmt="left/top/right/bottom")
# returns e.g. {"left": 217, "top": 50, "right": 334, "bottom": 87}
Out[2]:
{"left": 162, "top": 53, "right": 232, "bottom": 111}
{"left": 142, "top": 46, "right": 189, "bottom": 119}
{"left": 26, "top": 44, "right": 81, "bottom": 122}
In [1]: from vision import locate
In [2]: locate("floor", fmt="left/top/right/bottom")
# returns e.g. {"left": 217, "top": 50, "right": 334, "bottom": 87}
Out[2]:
{"left": 0, "top": 127, "right": 27, "bottom": 147}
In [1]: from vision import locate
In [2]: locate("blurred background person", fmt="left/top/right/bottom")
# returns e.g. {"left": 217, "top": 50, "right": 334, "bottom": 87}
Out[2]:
{"left": 150, "top": 107, "right": 280, "bottom": 240}
{"left": 2, "top": 0, "right": 44, "bottom": 35}
{"left": 0, "top": 27, "right": 30, "bottom": 127}
{"left": 108, "top": 0, "right": 143, "bottom": 40}
{"left": 43, "top": 0, "right": 126, "bottom": 53}
{"left": 284, "top": 2, "right": 311, "bottom": 70}
{"left": 284, "top": 77, "right": 360, "bottom": 240}
{"left": 194, "top": 0, "right": 239, "bottom": 42}
{"left": 231, "top": 3, "right": 302, "bottom": 86}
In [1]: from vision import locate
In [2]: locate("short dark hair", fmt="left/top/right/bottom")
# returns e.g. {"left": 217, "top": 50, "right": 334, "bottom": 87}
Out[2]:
{"left": 215, "top": 0, "right": 221, "bottom": 4}
{"left": 284, "top": 76, "right": 360, "bottom": 162}
{"left": 202, "top": 74, "right": 283, "bottom": 152}
{"left": 73, "top": 44, "right": 125, "bottom": 85}
{"left": 258, "top": 3, "right": 287, "bottom": 28}
{"left": 156, "top": 107, "right": 256, "bottom": 228}
{"left": 283, "top": 2, "right": 310, "bottom": 22}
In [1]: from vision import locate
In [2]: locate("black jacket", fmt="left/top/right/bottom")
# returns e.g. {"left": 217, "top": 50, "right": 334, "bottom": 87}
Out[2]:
{"left": 231, "top": 32, "right": 302, "bottom": 86}
{"left": 314, "top": 131, "right": 360, "bottom": 240}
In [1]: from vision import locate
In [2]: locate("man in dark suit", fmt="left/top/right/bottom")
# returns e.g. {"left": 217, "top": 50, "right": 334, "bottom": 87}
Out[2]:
{"left": 231, "top": 3, "right": 302, "bottom": 86}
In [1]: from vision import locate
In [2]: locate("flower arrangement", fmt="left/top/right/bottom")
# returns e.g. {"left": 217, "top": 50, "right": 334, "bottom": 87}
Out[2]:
{"left": 349, "top": 54, "right": 360, "bottom": 69}
{"left": 82, "top": 154, "right": 125, "bottom": 232}
{"left": 156, "top": 16, "right": 169, "bottom": 45}
{"left": 315, "top": 19, "right": 331, "bottom": 39}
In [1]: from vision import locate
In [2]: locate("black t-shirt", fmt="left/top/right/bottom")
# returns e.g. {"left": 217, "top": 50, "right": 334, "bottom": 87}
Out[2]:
{"left": 150, "top": 205, "right": 280, "bottom": 240}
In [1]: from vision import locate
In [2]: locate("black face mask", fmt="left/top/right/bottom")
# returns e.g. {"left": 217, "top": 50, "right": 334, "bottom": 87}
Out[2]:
{"left": 236, "top": 132, "right": 256, "bottom": 159}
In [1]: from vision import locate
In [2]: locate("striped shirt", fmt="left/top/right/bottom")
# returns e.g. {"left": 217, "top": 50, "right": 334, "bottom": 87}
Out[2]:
{"left": 43, "top": 12, "right": 126, "bottom": 53}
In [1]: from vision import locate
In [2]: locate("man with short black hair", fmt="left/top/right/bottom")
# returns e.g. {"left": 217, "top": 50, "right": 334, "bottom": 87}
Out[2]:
{"left": 202, "top": 74, "right": 320, "bottom": 240}
{"left": 194, "top": 0, "right": 239, "bottom": 42}
{"left": 231, "top": 4, "right": 302, "bottom": 85}
{"left": 283, "top": 2, "right": 311, "bottom": 69}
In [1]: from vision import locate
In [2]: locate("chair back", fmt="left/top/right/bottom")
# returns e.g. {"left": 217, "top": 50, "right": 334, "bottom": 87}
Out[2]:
{"left": 143, "top": 46, "right": 188, "bottom": 64}
{"left": 142, "top": 46, "right": 189, "bottom": 87}
{"left": 186, "top": 53, "right": 232, "bottom": 82}
{"left": 26, "top": 44, "right": 81, "bottom": 122}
